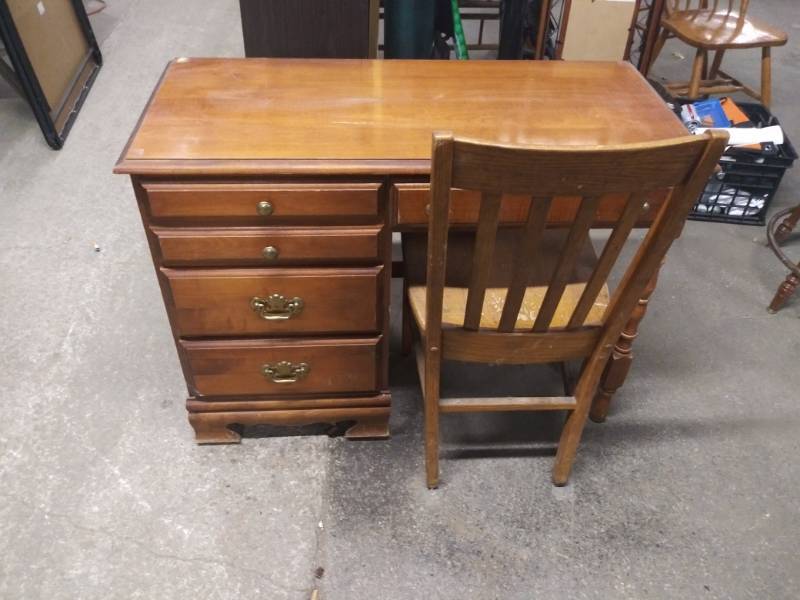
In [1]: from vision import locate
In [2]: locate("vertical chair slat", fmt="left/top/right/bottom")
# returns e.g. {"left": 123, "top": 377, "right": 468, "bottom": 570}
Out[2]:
{"left": 532, "top": 196, "right": 601, "bottom": 332}
{"left": 463, "top": 192, "right": 503, "bottom": 330}
{"left": 497, "top": 197, "right": 553, "bottom": 332}
{"left": 567, "top": 192, "right": 648, "bottom": 329}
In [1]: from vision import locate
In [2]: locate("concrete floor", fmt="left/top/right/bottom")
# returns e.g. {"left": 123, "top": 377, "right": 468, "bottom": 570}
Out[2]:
{"left": 2, "top": 1, "right": 800, "bottom": 598}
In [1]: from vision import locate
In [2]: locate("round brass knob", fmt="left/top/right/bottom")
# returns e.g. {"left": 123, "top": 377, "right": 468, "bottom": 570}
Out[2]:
{"left": 257, "top": 200, "right": 274, "bottom": 216}
{"left": 643, "top": 202, "right": 651, "bottom": 212}
{"left": 262, "top": 245, "right": 279, "bottom": 260}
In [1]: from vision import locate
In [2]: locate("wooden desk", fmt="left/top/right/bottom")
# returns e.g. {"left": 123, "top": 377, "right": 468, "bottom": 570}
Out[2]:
{"left": 115, "top": 58, "right": 687, "bottom": 443}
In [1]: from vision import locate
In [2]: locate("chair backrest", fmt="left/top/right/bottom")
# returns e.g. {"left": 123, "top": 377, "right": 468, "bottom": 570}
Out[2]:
{"left": 424, "top": 131, "right": 727, "bottom": 364}
{"left": 665, "top": 0, "right": 749, "bottom": 17}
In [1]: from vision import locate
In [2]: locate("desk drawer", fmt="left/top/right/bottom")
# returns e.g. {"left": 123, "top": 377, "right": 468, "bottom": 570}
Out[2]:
{"left": 165, "top": 267, "right": 382, "bottom": 336}
{"left": 394, "top": 184, "right": 529, "bottom": 226}
{"left": 392, "top": 184, "right": 665, "bottom": 227}
{"left": 182, "top": 337, "right": 380, "bottom": 397}
{"left": 144, "top": 182, "right": 380, "bottom": 221}
{"left": 154, "top": 225, "right": 383, "bottom": 266}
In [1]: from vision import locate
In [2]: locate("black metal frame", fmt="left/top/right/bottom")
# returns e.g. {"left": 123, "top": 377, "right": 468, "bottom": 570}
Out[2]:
{"left": 0, "top": 0, "right": 102, "bottom": 149}
{"left": 624, "top": 0, "right": 666, "bottom": 74}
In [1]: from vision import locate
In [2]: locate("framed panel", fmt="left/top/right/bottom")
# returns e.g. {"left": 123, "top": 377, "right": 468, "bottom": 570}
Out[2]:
{"left": 0, "top": 0, "right": 102, "bottom": 149}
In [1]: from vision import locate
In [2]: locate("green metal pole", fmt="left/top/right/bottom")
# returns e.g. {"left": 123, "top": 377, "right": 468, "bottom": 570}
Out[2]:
{"left": 450, "top": 0, "right": 469, "bottom": 59}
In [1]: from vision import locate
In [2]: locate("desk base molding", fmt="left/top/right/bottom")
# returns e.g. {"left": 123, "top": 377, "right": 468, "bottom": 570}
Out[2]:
{"left": 187, "top": 396, "right": 391, "bottom": 443}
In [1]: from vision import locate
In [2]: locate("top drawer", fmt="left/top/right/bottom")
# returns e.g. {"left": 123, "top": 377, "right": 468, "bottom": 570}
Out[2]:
{"left": 143, "top": 182, "right": 381, "bottom": 222}
{"left": 392, "top": 184, "right": 665, "bottom": 228}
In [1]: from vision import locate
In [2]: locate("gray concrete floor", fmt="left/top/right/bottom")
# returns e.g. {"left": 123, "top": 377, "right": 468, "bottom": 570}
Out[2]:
{"left": 2, "top": 1, "right": 800, "bottom": 598}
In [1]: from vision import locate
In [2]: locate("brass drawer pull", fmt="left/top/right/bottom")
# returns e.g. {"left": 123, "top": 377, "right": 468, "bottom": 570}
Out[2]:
{"left": 262, "top": 361, "right": 310, "bottom": 383}
{"left": 250, "top": 294, "right": 304, "bottom": 320}
{"left": 262, "top": 245, "right": 279, "bottom": 260}
{"left": 257, "top": 200, "right": 274, "bottom": 216}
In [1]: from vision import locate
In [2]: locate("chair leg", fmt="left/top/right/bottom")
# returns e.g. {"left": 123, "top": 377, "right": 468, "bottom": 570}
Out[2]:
{"left": 423, "top": 347, "right": 442, "bottom": 488}
{"left": 768, "top": 271, "right": 800, "bottom": 314}
{"left": 552, "top": 387, "right": 593, "bottom": 486}
{"left": 709, "top": 49, "right": 725, "bottom": 79}
{"left": 774, "top": 204, "right": 800, "bottom": 244}
{"left": 761, "top": 47, "right": 772, "bottom": 109}
{"left": 701, "top": 50, "right": 709, "bottom": 80}
{"left": 688, "top": 48, "right": 706, "bottom": 100}
{"left": 648, "top": 29, "right": 670, "bottom": 74}
{"left": 590, "top": 262, "right": 661, "bottom": 423}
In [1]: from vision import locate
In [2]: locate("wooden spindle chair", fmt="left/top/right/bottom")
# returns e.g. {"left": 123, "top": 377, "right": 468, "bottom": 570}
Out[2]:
{"left": 648, "top": 0, "right": 786, "bottom": 107}
{"left": 407, "top": 131, "right": 726, "bottom": 488}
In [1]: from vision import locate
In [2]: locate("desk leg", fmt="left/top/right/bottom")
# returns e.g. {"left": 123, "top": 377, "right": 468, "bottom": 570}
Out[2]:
{"left": 768, "top": 272, "right": 800, "bottom": 314}
{"left": 590, "top": 262, "right": 662, "bottom": 423}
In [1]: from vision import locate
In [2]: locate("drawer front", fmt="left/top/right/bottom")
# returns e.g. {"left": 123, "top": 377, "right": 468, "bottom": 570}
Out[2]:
{"left": 182, "top": 337, "right": 380, "bottom": 397}
{"left": 392, "top": 184, "right": 665, "bottom": 227}
{"left": 165, "top": 267, "right": 382, "bottom": 336}
{"left": 144, "top": 182, "right": 381, "bottom": 220}
{"left": 154, "top": 225, "right": 383, "bottom": 266}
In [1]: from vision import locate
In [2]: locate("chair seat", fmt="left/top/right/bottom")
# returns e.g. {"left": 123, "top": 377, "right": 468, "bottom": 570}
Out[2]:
{"left": 663, "top": 10, "right": 787, "bottom": 50}
{"left": 408, "top": 282, "right": 609, "bottom": 333}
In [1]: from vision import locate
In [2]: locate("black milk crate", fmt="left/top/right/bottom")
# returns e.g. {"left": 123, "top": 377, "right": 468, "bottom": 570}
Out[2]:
{"left": 688, "top": 103, "right": 797, "bottom": 226}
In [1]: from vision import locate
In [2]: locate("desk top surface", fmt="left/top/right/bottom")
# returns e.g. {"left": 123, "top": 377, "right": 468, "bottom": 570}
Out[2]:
{"left": 115, "top": 58, "right": 686, "bottom": 176}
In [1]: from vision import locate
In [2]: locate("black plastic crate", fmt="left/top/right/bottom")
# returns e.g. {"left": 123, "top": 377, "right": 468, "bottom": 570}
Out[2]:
{"left": 687, "top": 103, "right": 797, "bottom": 225}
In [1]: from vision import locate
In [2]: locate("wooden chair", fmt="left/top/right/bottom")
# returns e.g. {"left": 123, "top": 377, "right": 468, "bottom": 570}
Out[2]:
{"left": 407, "top": 131, "right": 726, "bottom": 488}
{"left": 649, "top": 0, "right": 787, "bottom": 107}
{"left": 767, "top": 202, "right": 800, "bottom": 313}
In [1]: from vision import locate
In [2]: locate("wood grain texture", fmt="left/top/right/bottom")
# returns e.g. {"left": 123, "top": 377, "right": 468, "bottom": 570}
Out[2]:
{"left": 450, "top": 136, "right": 710, "bottom": 196}
{"left": 154, "top": 225, "right": 383, "bottom": 266}
{"left": 182, "top": 336, "right": 381, "bottom": 396}
{"left": 439, "top": 396, "right": 578, "bottom": 413}
{"left": 590, "top": 261, "right": 662, "bottom": 422}
{"left": 144, "top": 182, "right": 380, "bottom": 220}
{"left": 115, "top": 59, "right": 687, "bottom": 175}
{"left": 553, "top": 131, "right": 728, "bottom": 485}
{"left": 531, "top": 196, "right": 601, "bottom": 332}
{"left": 408, "top": 130, "right": 728, "bottom": 487}
{"left": 116, "top": 59, "right": 708, "bottom": 446}
{"left": 420, "top": 132, "right": 455, "bottom": 488}
{"left": 498, "top": 198, "right": 553, "bottom": 332}
{"left": 186, "top": 395, "right": 390, "bottom": 412}
{"left": 165, "top": 266, "right": 382, "bottom": 336}
{"left": 568, "top": 193, "right": 647, "bottom": 328}
{"left": 189, "top": 405, "right": 390, "bottom": 443}
{"left": 392, "top": 184, "right": 667, "bottom": 228}
{"left": 463, "top": 193, "right": 502, "bottom": 330}
{"left": 663, "top": 6, "right": 786, "bottom": 50}
{"left": 653, "top": 1, "right": 784, "bottom": 107}
{"left": 408, "top": 283, "right": 609, "bottom": 333}
{"left": 441, "top": 328, "right": 602, "bottom": 363}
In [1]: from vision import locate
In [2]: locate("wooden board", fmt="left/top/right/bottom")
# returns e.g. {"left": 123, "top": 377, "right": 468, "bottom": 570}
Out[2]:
{"left": 115, "top": 58, "right": 687, "bottom": 175}
{"left": 562, "top": 0, "right": 637, "bottom": 61}
{"left": 7, "top": 0, "right": 88, "bottom": 108}
{"left": 0, "top": 0, "right": 101, "bottom": 148}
